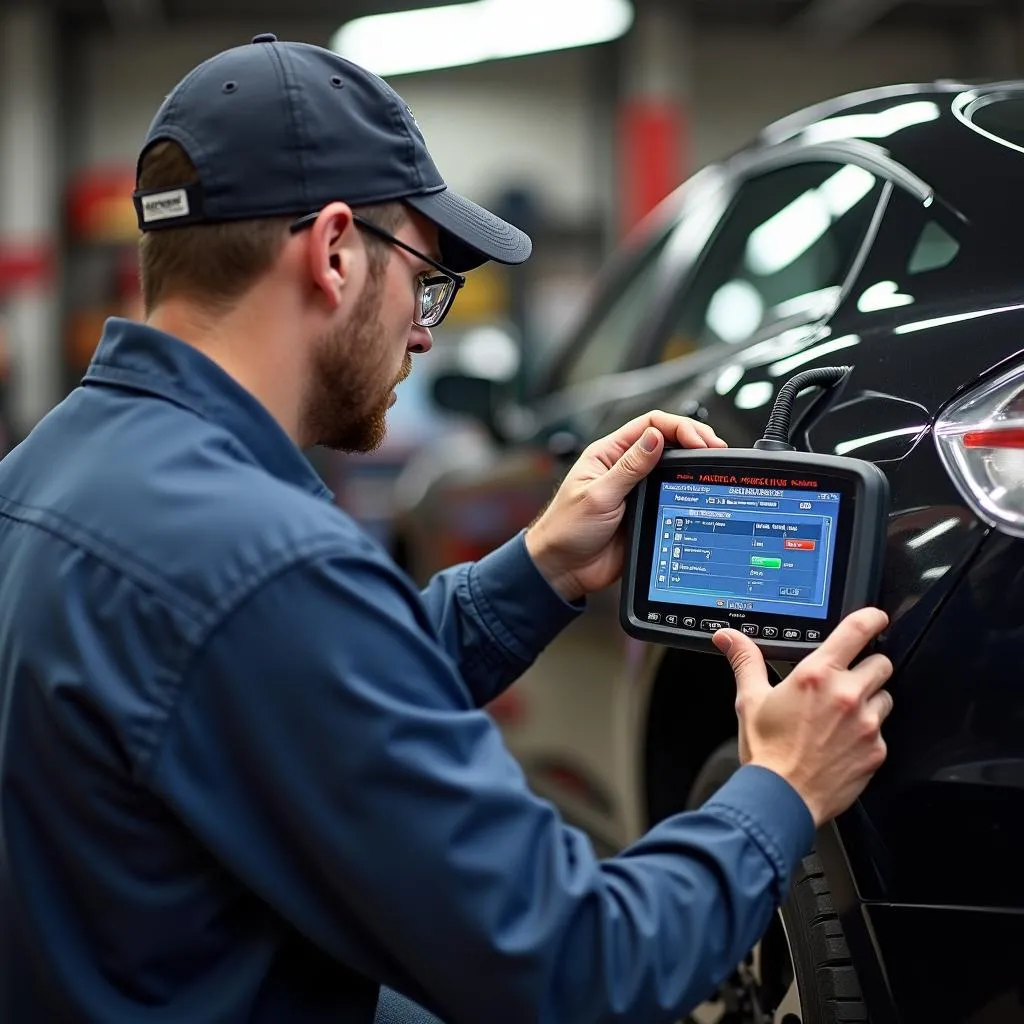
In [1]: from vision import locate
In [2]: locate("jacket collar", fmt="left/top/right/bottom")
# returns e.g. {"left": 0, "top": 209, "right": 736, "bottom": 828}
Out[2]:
{"left": 83, "top": 318, "right": 333, "bottom": 501}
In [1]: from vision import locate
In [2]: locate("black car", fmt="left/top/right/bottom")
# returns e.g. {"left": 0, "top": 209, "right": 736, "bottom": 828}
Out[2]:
{"left": 408, "top": 81, "right": 1024, "bottom": 1022}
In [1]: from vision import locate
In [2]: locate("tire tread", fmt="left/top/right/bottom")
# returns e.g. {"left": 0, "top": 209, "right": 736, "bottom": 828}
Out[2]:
{"left": 792, "top": 853, "right": 869, "bottom": 1022}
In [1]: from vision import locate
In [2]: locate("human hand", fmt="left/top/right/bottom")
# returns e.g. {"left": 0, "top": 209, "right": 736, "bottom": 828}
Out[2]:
{"left": 712, "top": 608, "right": 894, "bottom": 827}
{"left": 524, "top": 410, "right": 725, "bottom": 602}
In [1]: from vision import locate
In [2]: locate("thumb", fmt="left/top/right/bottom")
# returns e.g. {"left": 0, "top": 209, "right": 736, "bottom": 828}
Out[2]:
{"left": 592, "top": 427, "right": 664, "bottom": 506}
{"left": 712, "top": 628, "right": 771, "bottom": 703}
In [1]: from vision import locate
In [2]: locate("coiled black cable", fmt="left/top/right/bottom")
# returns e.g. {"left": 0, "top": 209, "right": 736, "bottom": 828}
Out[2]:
{"left": 755, "top": 366, "right": 852, "bottom": 450}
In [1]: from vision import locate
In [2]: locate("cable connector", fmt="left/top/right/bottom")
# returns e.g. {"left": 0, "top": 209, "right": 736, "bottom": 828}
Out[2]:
{"left": 753, "top": 366, "right": 852, "bottom": 451}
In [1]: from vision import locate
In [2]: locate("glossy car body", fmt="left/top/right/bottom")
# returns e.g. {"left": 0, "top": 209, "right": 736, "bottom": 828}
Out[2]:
{"left": 395, "top": 81, "right": 1024, "bottom": 1021}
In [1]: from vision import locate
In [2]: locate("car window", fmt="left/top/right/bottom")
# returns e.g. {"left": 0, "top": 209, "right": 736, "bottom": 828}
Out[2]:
{"left": 906, "top": 220, "right": 960, "bottom": 275}
{"left": 842, "top": 185, "right": 965, "bottom": 318}
{"left": 555, "top": 226, "right": 680, "bottom": 390}
{"left": 549, "top": 168, "right": 729, "bottom": 392}
{"left": 657, "top": 161, "right": 885, "bottom": 361}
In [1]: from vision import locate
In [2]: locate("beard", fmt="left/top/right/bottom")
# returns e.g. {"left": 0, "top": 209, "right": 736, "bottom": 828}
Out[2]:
{"left": 302, "top": 270, "right": 412, "bottom": 453}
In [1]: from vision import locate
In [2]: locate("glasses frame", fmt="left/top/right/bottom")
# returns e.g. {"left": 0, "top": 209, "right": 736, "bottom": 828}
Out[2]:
{"left": 289, "top": 211, "right": 466, "bottom": 328}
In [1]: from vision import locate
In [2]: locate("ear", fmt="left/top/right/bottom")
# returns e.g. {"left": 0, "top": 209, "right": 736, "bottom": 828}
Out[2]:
{"left": 304, "top": 202, "right": 361, "bottom": 309}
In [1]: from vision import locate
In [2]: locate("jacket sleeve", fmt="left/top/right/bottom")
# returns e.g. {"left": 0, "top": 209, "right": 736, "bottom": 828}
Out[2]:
{"left": 147, "top": 544, "right": 815, "bottom": 1024}
{"left": 416, "top": 530, "right": 583, "bottom": 707}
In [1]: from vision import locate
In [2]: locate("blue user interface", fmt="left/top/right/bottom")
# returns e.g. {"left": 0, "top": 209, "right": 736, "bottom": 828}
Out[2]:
{"left": 648, "top": 481, "right": 841, "bottom": 619}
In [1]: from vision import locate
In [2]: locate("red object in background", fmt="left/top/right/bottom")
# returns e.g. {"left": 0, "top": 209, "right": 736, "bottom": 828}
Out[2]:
{"left": 0, "top": 241, "right": 55, "bottom": 295}
{"left": 116, "top": 246, "right": 141, "bottom": 304}
{"left": 487, "top": 688, "right": 528, "bottom": 727}
{"left": 618, "top": 99, "right": 686, "bottom": 237}
{"left": 66, "top": 165, "right": 139, "bottom": 243}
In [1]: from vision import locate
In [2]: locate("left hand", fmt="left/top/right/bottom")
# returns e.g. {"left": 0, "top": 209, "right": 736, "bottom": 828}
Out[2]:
{"left": 525, "top": 411, "right": 726, "bottom": 602}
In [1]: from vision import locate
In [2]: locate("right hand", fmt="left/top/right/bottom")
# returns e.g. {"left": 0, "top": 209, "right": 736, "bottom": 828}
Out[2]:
{"left": 712, "top": 608, "right": 894, "bottom": 827}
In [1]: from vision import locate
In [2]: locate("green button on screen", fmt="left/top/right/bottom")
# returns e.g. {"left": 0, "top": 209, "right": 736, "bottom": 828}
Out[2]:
{"left": 750, "top": 555, "right": 782, "bottom": 569}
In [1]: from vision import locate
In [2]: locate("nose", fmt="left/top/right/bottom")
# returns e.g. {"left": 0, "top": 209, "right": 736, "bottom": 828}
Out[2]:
{"left": 409, "top": 324, "right": 433, "bottom": 354}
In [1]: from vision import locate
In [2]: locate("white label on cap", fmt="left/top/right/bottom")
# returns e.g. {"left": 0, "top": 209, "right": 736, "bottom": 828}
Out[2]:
{"left": 141, "top": 188, "right": 190, "bottom": 223}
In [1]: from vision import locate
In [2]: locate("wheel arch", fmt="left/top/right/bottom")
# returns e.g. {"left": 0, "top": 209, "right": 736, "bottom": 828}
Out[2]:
{"left": 640, "top": 646, "right": 742, "bottom": 828}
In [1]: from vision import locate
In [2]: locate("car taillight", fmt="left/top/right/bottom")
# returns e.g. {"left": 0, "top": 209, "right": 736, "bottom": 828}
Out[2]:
{"left": 935, "top": 362, "right": 1024, "bottom": 537}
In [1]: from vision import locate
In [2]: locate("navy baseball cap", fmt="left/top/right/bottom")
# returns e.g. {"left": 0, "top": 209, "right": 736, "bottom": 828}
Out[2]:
{"left": 132, "top": 33, "right": 532, "bottom": 273}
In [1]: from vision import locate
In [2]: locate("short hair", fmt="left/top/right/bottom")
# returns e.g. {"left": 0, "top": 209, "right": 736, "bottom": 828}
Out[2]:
{"left": 136, "top": 140, "right": 403, "bottom": 315}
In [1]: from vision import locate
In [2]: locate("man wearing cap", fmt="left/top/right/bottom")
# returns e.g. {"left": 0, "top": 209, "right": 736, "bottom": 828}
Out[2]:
{"left": 0, "top": 35, "right": 892, "bottom": 1024}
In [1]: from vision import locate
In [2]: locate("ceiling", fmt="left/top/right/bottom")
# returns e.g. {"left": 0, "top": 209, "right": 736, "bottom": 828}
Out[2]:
{"left": 2, "top": 0, "right": 1014, "bottom": 37}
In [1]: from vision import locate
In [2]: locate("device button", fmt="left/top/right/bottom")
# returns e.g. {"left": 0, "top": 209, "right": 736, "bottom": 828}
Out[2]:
{"left": 665, "top": 614, "right": 678, "bottom": 626}
{"left": 782, "top": 628, "right": 802, "bottom": 641}
{"left": 700, "top": 619, "right": 729, "bottom": 632}
{"left": 646, "top": 612, "right": 661, "bottom": 623}
{"left": 783, "top": 538, "right": 816, "bottom": 551}
{"left": 805, "top": 629, "right": 822, "bottom": 642}
{"left": 761, "top": 625, "right": 779, "bottom": 639}
{"left": 740, "top": 623, "right": 760, "bottom": 637}
{"left": 682, "top": 616, "right": 697, "bottom": 629}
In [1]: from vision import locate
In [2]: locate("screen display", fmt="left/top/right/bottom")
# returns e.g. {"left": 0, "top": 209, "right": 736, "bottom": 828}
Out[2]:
{"left": 647, "top": 480, "right": 842, "bottom": 620}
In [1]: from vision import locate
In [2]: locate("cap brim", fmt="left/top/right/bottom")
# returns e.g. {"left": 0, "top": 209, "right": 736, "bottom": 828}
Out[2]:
{"left": 405, "top": 189, "right": 532, "bottom": 273}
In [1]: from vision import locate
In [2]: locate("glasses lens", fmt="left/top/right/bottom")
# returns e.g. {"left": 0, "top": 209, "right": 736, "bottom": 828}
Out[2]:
{"left": 417, "top": 276, "right": 454, "bottom": 327}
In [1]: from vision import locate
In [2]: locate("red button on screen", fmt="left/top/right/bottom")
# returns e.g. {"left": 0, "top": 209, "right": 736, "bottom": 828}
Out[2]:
{"left": 783, "top": 538, "right": 816, "bottom": 551}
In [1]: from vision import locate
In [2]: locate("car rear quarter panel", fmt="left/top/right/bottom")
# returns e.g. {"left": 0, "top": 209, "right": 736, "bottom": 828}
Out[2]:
{"left": 684, "top": 309, "right": 1024, "bottom": 1021}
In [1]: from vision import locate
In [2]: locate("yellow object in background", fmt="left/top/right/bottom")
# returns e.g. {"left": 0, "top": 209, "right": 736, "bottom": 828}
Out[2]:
{"left": 444, "top": 263, "right": 510, "bottom": 324}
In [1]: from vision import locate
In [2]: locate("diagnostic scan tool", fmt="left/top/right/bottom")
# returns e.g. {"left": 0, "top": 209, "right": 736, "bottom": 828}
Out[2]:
{"left": 621, "top": 368, "right": 890, "bottom": 660}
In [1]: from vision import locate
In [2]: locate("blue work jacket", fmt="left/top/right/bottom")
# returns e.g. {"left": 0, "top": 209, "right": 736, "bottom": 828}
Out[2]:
{"left": 0, "top": 318, "right": 813, "bottom": 1022}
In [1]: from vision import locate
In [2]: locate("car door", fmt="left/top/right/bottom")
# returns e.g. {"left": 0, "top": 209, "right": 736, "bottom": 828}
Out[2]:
{"left": 507, "top": 157, "right": 891, "bottom": 850}
{"left": 587, "top": 156, "right": 893, "bottom": 443}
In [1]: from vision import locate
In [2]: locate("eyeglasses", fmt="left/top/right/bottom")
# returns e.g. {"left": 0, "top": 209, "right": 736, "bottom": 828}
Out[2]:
{"left": 289, "top": 211, "right": 466, "bottom": 329}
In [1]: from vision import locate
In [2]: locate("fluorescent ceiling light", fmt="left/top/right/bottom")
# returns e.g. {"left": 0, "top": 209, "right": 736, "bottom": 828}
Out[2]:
{"left": 332, "top": 0, "right": 635, "bottom": 78}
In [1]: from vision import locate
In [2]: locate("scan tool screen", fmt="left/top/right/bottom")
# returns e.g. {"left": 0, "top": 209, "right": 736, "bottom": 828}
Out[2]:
{"left": 647, "top": 480, "right": 841, "bottom": 620}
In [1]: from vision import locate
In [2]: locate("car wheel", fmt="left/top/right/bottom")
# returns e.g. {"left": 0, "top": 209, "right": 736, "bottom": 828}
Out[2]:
{"left": 683, "top": 740, "right": 868, "bottom": 1024}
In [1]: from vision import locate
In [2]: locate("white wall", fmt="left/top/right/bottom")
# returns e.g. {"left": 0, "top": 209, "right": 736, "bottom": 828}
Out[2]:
{"left": 690, "top": 27, "right": 967, "bottom": 167}
{"left": 392, "top": 52, "right": 603, "bottom": 222}
{"left": 75, "top": 17, "right": 984, "bottom": 232}
{"left": 77, "top": 20, "right": 340, "bottom": 172}
{"left": 0, "top": 6, "right": 62, "bottom": 431}
{"left": 75, "top": 21, "right": 601, "bottom": 221}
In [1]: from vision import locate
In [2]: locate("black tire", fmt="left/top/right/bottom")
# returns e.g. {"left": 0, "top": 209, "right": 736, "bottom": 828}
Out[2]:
{"left": 685, "top": 740, "right": 868, "bottom": 1024}
{"left": 786, "top": 854, "right": 868, "bottom": 1023}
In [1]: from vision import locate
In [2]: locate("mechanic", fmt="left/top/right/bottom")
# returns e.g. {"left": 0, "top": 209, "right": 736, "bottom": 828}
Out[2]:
{"left": 0, "top": 35, "right": 894, "bottom": 1024}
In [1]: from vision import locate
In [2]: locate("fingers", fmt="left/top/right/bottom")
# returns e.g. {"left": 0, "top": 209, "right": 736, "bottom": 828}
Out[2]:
{"left": 588, "top": 427, "right": 665, "bottom": 507}
{"left": 598, "top": 410, "right": 726, "bottom": 462}
{"left": 582, "top": 409, "right": 726, "bottom": 510}
{"left": 848, "top": 652, "right": 893, "bottom": 699}
{"left": 677, "top": 418, "right": 728, "bottom": 450}
{"left": 865, "top": 688, "right": 894, "bottom": 725}
{"left": 713, "top": 628, "right": 771, "bottom": 703}
{"left": 813, "top": 607, "right": 888, "bottom": 670}
{"left": 646, "top": 410, "right": 726, "bottom": 449}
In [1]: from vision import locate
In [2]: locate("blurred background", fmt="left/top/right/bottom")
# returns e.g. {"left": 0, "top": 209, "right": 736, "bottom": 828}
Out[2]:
{"left": 0, "top": 0, "right": 1020, "bottom": 554}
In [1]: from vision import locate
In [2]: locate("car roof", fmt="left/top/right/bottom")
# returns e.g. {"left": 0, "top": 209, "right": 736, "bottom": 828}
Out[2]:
{"left": 738, "top": 80, "right": 1024, "bottom": 221}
